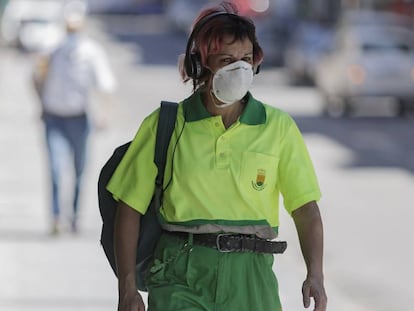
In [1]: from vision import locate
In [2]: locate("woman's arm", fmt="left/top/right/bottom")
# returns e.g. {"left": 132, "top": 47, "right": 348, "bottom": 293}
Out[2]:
{"left": 114, "top": 200, "right": 146, "bottom": 311}
{"left": 292, "top": 201, "right": 327, "bottom": 311}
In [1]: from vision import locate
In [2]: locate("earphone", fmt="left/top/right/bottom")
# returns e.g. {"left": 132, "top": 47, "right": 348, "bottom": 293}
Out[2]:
{"left": 184, "top": 11, "right": 260, "bottom": 80}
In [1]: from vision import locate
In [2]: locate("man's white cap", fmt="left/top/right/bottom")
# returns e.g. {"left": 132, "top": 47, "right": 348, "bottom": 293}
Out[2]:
{"left": 63, "top": 1, "right": 88, "bottom": 27}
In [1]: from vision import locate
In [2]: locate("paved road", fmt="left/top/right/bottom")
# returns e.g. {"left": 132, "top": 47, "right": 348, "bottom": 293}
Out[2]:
{"left": 1, "top": 14, "right": 413, "bottom": 310}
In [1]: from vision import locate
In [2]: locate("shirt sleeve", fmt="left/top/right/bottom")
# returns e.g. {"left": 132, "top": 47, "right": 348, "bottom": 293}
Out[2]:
{"left": 90, "top": 42, "right": 116, "bottom": 93}
{"left": 277, "top": 117, "right": 321, "bottom": 214}
{"left": 106, "top": 112, "right": 159, "bottom": 214}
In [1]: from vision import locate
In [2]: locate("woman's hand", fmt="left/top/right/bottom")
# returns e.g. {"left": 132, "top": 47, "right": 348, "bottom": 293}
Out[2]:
{"left": 302, "top": 275, "right": 327, "bottom": 311}
{"left": 115, "top": 201, "right": 143, "bottom": 310}
{"left": 292, "top": 201, "right": 327, "bottom": 311}
{"left": 118, "top": 288, "right": 145, "bottom": 311}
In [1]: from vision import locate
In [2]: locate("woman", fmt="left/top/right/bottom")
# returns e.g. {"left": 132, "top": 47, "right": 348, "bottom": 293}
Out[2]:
{"left": 107, "top": 2, "right": 327, "bottom": 310}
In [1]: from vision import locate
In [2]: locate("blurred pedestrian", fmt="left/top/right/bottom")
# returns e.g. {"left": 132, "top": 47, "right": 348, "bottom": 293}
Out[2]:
{"left": 33, "top": 0, "right": 116, "bottom": 235}
{"left": 107, "top": 1, "right": 326, "bottom": 310}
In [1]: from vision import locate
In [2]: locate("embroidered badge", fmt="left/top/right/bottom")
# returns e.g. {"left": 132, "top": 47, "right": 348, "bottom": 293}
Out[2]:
{"left": 252, "top": 169, "right": 266, "bottom": 191}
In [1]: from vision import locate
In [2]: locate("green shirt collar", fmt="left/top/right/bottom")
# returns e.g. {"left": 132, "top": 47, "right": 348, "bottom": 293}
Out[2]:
{"left": 183, "top": 91, "right": 266, "bottom": 125}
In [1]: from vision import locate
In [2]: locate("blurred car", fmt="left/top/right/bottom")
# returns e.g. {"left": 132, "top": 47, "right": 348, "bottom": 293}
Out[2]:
{"left": 314, "top": 23, "right": 414, "bottom": 117}
{"left": 254, "top": 14, "right": 288, "bottom": 67}
{"left": 17, "top": 16, "right": 65, "bottom": 52}
{"left": 1, "top": 0, "right": 65, "bottom": 52}
{"left": 236, "top": 0, "right": 296, "bottom": 67}
{"left": 164, "top": 0, "right": 217, "bottom": 33}
{"left": 283, "top": 21, "right": 333, "bottom": 85}
{"left": 87, "top": 0, "right": 164, "bottom": 14}
{"left": 339, "top": 9, "right": 413, "bottom": 29}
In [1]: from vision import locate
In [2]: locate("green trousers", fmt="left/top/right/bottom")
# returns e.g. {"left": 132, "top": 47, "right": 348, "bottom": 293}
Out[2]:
{"left": 146, "top": 232, "right": 282, "bottom": 311}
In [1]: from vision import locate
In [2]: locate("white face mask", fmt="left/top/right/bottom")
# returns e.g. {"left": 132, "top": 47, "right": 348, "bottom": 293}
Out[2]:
{"left": 211, "top": 60, "right": 253, "bottom": 108}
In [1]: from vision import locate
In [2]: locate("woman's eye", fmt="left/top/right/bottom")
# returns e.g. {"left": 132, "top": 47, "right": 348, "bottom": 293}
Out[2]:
{"left": 221, "top": 58, "right": 232, "bottom": 64}
{"left": 242, "top": 56, "right": 253, "bottom": 63}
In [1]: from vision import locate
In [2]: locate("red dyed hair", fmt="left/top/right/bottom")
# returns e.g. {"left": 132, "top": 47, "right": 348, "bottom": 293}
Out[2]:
{"left": 179, "top": 1, "right": 263, "bottom": 90}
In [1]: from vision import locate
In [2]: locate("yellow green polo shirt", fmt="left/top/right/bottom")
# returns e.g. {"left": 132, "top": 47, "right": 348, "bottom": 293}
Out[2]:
{"left": 106, "top": 91, "right": 321, "bottom": 239}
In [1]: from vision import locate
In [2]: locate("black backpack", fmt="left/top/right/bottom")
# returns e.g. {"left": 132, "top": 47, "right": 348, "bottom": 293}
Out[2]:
{"left": 98, "top": 101, "right": 178, "bottom": 292}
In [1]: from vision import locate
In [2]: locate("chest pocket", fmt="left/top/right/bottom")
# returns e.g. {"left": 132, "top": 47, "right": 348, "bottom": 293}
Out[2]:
{"left": 239, "top": 151, "right": 279, "bottom": 196}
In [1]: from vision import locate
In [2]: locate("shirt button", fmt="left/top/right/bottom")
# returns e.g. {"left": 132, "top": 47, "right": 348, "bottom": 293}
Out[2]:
{"left": 219, "top": 152, "right": 225, "bottom": 157}
{"left": 215, "top": 122, "right": 220, "bottom": 127}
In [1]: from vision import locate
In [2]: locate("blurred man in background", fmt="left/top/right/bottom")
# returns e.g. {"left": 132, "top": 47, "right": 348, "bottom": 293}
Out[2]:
{"left": 33, "top": 0, "right": 116, "bottom": 235}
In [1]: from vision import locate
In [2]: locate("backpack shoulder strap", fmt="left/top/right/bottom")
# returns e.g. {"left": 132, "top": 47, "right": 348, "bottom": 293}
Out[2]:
{"left": 153, "top": 101, "right": 178, "bottom": 195}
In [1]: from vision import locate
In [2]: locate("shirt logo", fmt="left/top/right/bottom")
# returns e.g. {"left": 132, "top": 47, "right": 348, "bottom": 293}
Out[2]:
{"left": 252, "top": 169, "right": 266, "bottom": 191}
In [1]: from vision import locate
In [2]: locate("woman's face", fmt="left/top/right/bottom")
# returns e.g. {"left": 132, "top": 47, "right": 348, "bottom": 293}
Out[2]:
{"left": 206, "top": 34, "right": 254, "bottom": 74}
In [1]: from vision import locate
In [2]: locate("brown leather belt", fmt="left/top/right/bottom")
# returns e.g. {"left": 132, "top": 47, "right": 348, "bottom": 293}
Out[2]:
{"left": 166, "top": 231, "right": 287, "bottom": 254}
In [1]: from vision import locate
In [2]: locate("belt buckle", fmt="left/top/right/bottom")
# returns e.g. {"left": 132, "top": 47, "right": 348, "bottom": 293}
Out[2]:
{"left": 216, "top": 233, "right": 234, "bottom": 252}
